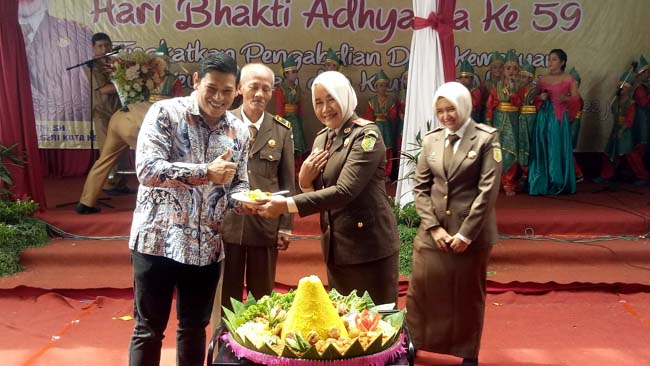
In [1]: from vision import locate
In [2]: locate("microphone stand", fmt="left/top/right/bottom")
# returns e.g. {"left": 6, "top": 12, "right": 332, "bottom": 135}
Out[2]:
{"left": 56, "top": 50, "right": 122, "bottom": 209}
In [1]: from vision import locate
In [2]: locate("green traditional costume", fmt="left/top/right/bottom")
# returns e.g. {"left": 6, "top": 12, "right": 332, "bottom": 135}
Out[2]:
{"left": 274, "top": 55, "right": 306, "bottom": 155}
{"left": 517, "top": 62, "right": 537, "bottom": 167}
{"left": 485, "top": 50, "right": 520, "bottom": 178}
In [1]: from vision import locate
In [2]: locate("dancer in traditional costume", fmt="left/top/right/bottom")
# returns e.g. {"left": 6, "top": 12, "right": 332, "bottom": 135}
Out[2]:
{"left": 528, "top": 49, "right": 578, "bottom": 195}
{"left": 458, "top": 60, "right": 483, "bottom": 122}
{"left": 516, "top": 61, "right": 538, "bottom": 190}
{"left": 480, "top": 51, "right": 505, "bottom": 124}
{"left": 632, "top": 55, "right": 650, "bottom": 166}
{"left": 274, "top": 55, "right": 308, "bottom": 173}
{"left": 597, "top": 70, "right": 650, "bottom": 184}
{"left": 365, "top": 70, "right": 399, "bottom": 179}
{"left": 485, "top": 50, "right": 521, "bottom": 195}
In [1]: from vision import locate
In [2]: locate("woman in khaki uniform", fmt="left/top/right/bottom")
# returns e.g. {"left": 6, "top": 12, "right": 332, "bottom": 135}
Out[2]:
{"left": 257, "top": 71, "right": 399, "bottom": 305}
{"left": 406, "top": 82, "right": 501, "bottom": 366}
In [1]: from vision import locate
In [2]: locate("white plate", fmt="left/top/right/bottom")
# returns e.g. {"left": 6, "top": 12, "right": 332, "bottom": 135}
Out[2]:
{"left": 231, "top": 191, "right": 269, "bottom": 205}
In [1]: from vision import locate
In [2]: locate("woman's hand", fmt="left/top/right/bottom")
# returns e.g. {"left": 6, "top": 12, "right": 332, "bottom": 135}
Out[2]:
{"left": 298, "top": 148, "right": 328, "bottom": 190}
{"left": 448, "top": 236, "right": 469, "bottom": 253}
{"left": 429, "top": 226, "right": 452, "bottom": 252}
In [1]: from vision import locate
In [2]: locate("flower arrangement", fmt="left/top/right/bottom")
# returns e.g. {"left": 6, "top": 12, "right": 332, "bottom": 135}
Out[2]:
{"left": 111, "top": 51, "right": 154, "bottom": 107}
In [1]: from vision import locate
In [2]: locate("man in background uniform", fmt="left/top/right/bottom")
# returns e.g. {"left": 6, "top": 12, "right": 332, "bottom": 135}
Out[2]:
{"left": 219, "top": 63, "right": 295, "bottom": 311}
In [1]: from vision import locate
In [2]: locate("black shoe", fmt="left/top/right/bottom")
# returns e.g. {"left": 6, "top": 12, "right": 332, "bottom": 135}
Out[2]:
{"left": 461, "top": 358, "right": 478, "bottom": 366}
{"left": 76, "top": 203, "right": 101, "bottom": 214}
{"left": 102, "top": 186, "right": 135, "bottom": 196}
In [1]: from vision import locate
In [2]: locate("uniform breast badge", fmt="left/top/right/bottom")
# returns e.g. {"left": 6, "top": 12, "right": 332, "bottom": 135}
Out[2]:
{"left": 268, "top": 139, "right": 276, "bottom": 148}
{"left": 467, "top": 151, "right": 477, "bottom": 159}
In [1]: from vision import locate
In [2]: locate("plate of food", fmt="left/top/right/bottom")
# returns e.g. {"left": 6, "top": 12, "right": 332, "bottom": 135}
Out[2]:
{"left": 221, "top": 275, "right": 406, "bottom": 364}
{"left": 232, "top": 190, "right": 273, "bottom": 205}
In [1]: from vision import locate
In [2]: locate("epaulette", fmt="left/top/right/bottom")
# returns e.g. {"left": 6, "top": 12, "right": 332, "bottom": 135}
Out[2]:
{"left": 476, "top": 123, "right": 498, "bottom": 134}
{"left": 273, "top": 115, "right": 292, "bottom": 129}
{"left": 351, "top": 118, "right": 374, "bottom": 127}
{"left": 316, "top": 127, "right": 328, "bottom": 135}
{"left": 426, "top": 126, "right": 444, "bottom": 135}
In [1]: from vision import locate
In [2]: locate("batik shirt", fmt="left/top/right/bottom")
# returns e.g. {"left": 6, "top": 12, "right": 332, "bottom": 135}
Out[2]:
{"left": 129, "top": 92, "right": 250, "bottom": 266}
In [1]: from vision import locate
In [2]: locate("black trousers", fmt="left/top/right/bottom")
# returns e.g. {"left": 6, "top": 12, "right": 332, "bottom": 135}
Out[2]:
{"left": 129, "top": 251, "right": 221, "bottom": 366}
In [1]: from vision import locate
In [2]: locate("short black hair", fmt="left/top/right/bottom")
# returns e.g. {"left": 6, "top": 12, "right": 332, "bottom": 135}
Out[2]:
{"left": 550, "top": 48, "right": 568, "bottom": 71}
{"left": 197, "top": 52, "right": 238, "bottom": 80}
{"left": 91, "top": 33, "right": 111, "bottom": 46}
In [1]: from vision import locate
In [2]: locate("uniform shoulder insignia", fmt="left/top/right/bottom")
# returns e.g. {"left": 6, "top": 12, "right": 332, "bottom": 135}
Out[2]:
{"left": 426, "top": 126, "right": 444, "bottom": 135}
{"left": 273, "top": 115, "right": 292, "bottom": 129}
{"left": 476, "top": 123, "right": 497, "bottom": 134}
{"left": 316, "top": 127, "right": 328, "bottom": 136}
{"left": 361, "top": 130, "right": 378, "bottom": 151}
{"left": 352, "top": 118, "right": 374, "bottom": 127}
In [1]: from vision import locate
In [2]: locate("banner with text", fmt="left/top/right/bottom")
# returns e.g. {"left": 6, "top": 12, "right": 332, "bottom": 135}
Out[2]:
{"left": 22, "top": 0, "right": 650, "bottom": 150}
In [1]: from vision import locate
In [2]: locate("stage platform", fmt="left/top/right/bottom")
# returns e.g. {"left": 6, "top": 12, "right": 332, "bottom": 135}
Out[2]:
{"left": 37, "top": 177, "right": 650, "bottom": 238}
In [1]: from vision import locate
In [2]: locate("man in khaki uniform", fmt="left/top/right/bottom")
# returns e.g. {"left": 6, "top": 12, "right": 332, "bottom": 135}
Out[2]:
{"left": 219, "top": 63, "right": 295, "bottom": 311}
{"left": 89, "top": 33, "right": 128, "bottom": 193}
{"left": 76, "top": 101, "right": 150, "bottom": 213}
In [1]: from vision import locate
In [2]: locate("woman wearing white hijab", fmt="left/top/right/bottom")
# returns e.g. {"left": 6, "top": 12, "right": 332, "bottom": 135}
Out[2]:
{"left": 259, "top": 71, "right": 400, "bottom": 304}
{"left": 406, "top": 82, "right": 502, "bottom": 366}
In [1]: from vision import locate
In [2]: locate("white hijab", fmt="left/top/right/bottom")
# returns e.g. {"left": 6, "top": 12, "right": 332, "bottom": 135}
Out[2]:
{"left": 311, "top": 71, "right": 358, "bottom": 123}
{"left": 433, "top": 81, "right": 473, "bottom": 126}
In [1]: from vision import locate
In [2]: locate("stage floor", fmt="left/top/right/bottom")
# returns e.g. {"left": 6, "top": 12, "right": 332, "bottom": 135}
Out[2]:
{"left": 37, "top": 176, "right": 650, "bottom": 238}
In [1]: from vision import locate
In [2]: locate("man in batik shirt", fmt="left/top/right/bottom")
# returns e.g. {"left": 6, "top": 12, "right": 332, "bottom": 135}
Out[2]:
{"left": 127, "top": 52, "right": 250, "bottom": 366}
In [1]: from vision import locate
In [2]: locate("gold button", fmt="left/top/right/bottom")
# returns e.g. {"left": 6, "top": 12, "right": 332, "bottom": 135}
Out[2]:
{"left": 445, "top": 210, "right": 452, "bottom": 216}
{"left": 248, "top": 170, "right": 251, "bottom": 174}
{"left": 357, "top": 222, "right": 364, "bottom": 228}
{"left": 445, "top": 181, "right": 448, "bottom": 185}
{"left": 443, "top": 195, "right": 448, "bottom": 200}
{"left": 268, "top": 155, "right": 273, "bottom": 159}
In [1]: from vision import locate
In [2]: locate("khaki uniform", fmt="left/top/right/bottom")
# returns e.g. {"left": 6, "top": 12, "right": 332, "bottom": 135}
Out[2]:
{"left": 79, "top": 101, "right": 150, "bottom": 207}
{"left": 406, "top": 121, "right": 501, "bottom": 359}
{"left": 220, "top": 108, "right": 295, "bottom": 309}
{"left": 292, "top": 114, "right": 399, "bottom": 305}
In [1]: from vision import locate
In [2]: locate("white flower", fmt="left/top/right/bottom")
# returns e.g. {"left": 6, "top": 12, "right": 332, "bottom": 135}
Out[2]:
{"left": 133, "top": 83, "right": 142, "bottom": 92}
{"left": 141, "top": 66, "right": 149, "bottom": 74}
{"left": 126, "top": 65, "right": 139, "bottom": 81}
{"left": 123, "top": 84, "right": 131, "bottom": 91}
{"left": 129, "top": 91, "right": 137, "bottom": 98}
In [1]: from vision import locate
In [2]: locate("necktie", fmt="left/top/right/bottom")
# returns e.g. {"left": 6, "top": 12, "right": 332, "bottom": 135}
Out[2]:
{"left": 444, "top": 133, "right": 460, "bottom": 175}
{"left": 324, "top": 129, "right": 336, "bottom": 152}
{"left": 248, "top": 125, "right": 258, "bottom": 155}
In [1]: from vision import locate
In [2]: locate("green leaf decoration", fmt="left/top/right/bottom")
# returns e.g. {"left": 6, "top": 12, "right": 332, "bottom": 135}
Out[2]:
{"left": 244, "top": 292, "right": 257, "bottom": 307}
{"left": 231, "top": 298, "right": 246, "bottom": 317}
{"left": 259, "top": 342, "right": 279, "bottom": 356}
{"left": 222, "top": 306, "right": 237, "bottom": 325}
{"left": 364, "top": 332, "right": 384, "bottom": 354}
{"left": 321, "top": 342, "right": 343, "bottom": 360}
{"left": 243, "top": 335, "right": 257, "bottom": 350}
{"left": 280, "top": 344, "right": 299, "bottom": 358}
{"left": 382, "top": 309, "right": 406, "bottom": 329}
{"left": 342, "top": 338, "right": 365, "bottom": 358}
{"left": 299, "top": 345, "right": 320, "bottom": 359}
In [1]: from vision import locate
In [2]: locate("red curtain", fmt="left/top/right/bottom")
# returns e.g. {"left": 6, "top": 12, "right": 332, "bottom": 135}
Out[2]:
{"left": 437, "top": 0, "right": 456, "bottom": 82}
{"left": 0, "top": 0, "right": 46, "bottom": 208}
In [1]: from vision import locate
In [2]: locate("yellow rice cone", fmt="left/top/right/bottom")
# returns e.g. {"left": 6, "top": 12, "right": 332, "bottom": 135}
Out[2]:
{"left": 281, "top": 275, "right": 349, "bottom": 341}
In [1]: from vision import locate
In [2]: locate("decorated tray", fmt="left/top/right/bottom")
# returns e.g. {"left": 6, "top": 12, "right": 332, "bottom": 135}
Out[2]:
{"left": 221, "top": 275, "right": 406, "bottom": 365}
